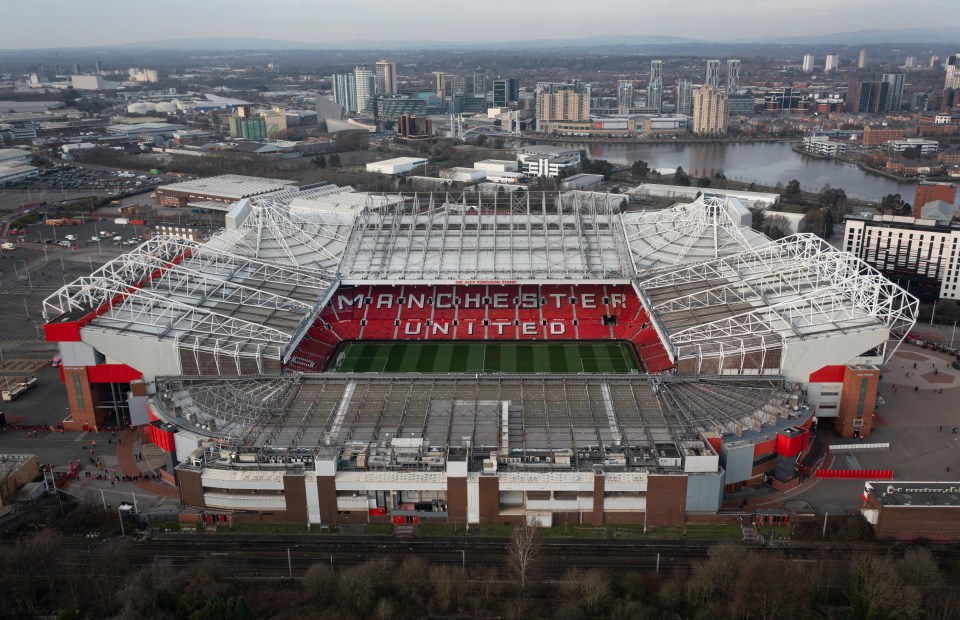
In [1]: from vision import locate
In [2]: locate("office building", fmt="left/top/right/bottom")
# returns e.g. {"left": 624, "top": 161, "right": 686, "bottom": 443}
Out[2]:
{"left": 914, "top": 182, "right": 957, "bottom": 216}
{"left": 802, "top": 136, "right": 846, "bottom": 157}
{"left": 648, "top": 60, "right": 663, "bottom": 112}
{"left": 802, "top": 54, "right": 815, "bottom": 73}
{"left": 844, "top": 214, "right": 960, "bottom": 302}
{"left": 825, "top": 53, "right": 840, "bottom": 73}
{"left": 676, "top": 80, "right": 693, "bottom": 115}
{"left": 858, "top": 49, "right": 868, "bottom": 69}
{"left": 473, "top": 69, "right": 486, "bottom": 97}
{"left": 372, "top": 96, "right": 427, "bottom": 121}
{"left": 397, "top": 114, "right": 433, "bottom": 141}
{"left": 492, "top": 78, "right": 519, "bottom": 107}
{"left": 332, "top": 73, "right": 357, "bottom": 114}
{"left": 617, "top": 80, "right": 634, "bottom": 110}
{"left": 375, "top": 60, "right": 397, "bottom": 96}
{"left": 882, "top": 73, "right": 905, "bottom": 112}
{"left": 354, "top": 65, "right": 375, "bottom": 115}
{"left": 726, "top": 59, "right": 740, "bottom": 94}
{"left": 887, "top": 138, "right": 938, "bottom": 156}
{"left": 433, "top": 72, "right": 446, "bottom": 98}
{"left": 946, "top": 54, "right": 960, "bottom": 90}
{"left": 693, "top": 86, "right": 728, "bottom": 136}
{"left": 451, "top": 94, "right": 487, "bottom": 114}
{"left": 448, "top": 75, "right": 467, "bottom": 96}
{"left": 727, "top": 95, "right": 756, "bottom": 116}
{"left": 846, "top": 81, "right": 889, "bottom": 114}
{"left": 535, "top": 82, "right": 590, "bottom": 131}
{"left": 705, "top": 59, "right": 720, "bottom": 88}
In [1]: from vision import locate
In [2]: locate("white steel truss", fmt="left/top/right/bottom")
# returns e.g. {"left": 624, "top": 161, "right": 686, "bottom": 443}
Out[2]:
{"left": 639, "top": 233, "right": 919, "bottom": 362}
{"left": 339, "top": 192, "right": 631, "bottom": 281}
{"left": 621, "top": 194, "right": 767, "bottom": 273}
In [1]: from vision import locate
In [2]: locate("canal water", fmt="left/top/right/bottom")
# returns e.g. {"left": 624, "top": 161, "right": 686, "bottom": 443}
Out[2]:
{"left": 554, "top": 141, "right": 917, "bottom": 203}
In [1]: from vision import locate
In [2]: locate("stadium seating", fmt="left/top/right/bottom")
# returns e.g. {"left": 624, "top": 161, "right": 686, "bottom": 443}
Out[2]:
{"left": 282, "top": 283, "right": 676, "bottom": 373}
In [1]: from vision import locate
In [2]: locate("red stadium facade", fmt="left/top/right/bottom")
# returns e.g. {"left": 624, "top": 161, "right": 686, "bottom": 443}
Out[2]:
{"left": 283, "top": 283, "right": 672, "bottom": 373}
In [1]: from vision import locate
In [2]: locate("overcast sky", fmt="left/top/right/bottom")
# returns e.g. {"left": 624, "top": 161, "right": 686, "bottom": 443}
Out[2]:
{"left": 3, "top": 0, "right": 954, "bottom": 48}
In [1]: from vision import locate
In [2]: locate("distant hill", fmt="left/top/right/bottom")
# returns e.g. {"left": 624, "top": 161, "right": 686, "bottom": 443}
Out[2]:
{"left": 737, "top": 27, "right": 960, "bottom": 45}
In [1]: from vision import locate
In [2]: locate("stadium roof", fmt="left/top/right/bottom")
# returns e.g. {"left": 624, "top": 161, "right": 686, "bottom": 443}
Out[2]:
{"left": 153, "top": 373, "right": 795, "bottom": 464}
{"left": 43, "top": 190, "right": 917, "bottom": 379}
{"left": 640, "top": 233, "right": 918, "bottom": 371}
{"left": 158, "top": 174, "right": 295, "bottom": 200}
{"left": 338, "top": 191, "right": 632, "bottom": 282}
{"left": 621, "top": 194, "right": 769, "bottom": 272}
{"left": 43, "top": 236, "right": 335, "bottom": 371}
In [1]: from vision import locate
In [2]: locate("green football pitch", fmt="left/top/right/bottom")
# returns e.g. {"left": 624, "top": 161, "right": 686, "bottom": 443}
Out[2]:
{"left": 329, "top": 341, "right": 640, "bottom": 374}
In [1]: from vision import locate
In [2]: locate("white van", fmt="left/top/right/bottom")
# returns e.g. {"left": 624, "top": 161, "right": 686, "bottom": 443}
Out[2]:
{"left": 64, "top": 234, "right": 77, "bottom": 242}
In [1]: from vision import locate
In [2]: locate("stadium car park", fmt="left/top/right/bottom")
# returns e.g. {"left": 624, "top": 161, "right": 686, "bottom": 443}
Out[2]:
{"left": 40, "top": 188, "right": 919, "bottom": 528}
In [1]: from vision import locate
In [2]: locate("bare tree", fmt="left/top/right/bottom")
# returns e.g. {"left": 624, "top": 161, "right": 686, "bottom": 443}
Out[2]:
{"left": 508, "top": 522, "right": 542, "bottom": 593}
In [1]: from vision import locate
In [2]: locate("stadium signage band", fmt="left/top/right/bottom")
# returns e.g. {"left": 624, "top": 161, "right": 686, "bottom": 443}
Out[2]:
{"left": 884, "top": 484, "right": 960, "bottom": 495}
{"left": 336, "top": 291, "right": 631, "bottom": 311}
{"left": 455, "top": 280, "right": 518, "bottom": 285}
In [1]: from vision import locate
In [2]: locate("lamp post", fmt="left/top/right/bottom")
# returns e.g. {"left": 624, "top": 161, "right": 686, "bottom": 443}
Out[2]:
{"left": 952, "top": 321, "right": 957, "bottom": 349}
{"left": 118, "top": 507, "right": 126, "bottom": 537}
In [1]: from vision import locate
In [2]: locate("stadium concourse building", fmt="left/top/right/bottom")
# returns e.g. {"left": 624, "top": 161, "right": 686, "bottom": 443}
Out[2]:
{"left": 42, "top": 189, "right": 917, "bottom": 526}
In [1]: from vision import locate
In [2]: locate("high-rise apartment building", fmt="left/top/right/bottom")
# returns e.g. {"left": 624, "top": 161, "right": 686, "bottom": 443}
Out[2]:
{"left": 930, "top": 55, "right": 939, "bottom": 69}
{"left": 693, "top": 86, "right": 728, "bottom": 136}
{"left": 882, "top": 73, "right": 905, "bottom": 112}
{"left": 535, "top": 82, "right": 590, "bottom": 131}
{"left": 825, "top": 54, "right": 840, "bottom": 73}
{"left": 432, "top": 72, "right": 446, "bottom": 98}
{"left": 676, "top": 80, "right": 693, "bottom": 116}
{"left": 945, "top": 54, "right": 960, "bottom": 90}
{"left": 493, "top": 78, "right": 519, "bottom": 107}
{"left": 375, "top": 60, "right": 397, "bottom": 95}
{"left": 904, "top": 56, "right": 916, "bottom": 69}
{"left": 332, "top": 72, "right": 357, "bottom": 113}
{"left": 705, "top": 59, "right": 720, "bottom": 88}
{"left": 617, "top": 80, "right": 634, "bottom": 110}
{"left": 473, "top": 68, "right": 486, "bottom": 97}
{"left": 354, "top": 65, "right": 375, "bottom": 115}
{"left": 648, "top": 60, "right": 663, "bottom": 112}
{"left": 802, "top": 54, "right": 815, "bottom": 73}
{"left": 726, "top": 59, "right": 740, "bottom": 94}
{"left": 858, "top": 49, "right": 868, "bottom": 69}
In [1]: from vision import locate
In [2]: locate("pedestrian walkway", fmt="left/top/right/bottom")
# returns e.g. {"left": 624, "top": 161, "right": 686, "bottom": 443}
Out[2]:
{"left": 116, "top": 429, "right": 179, "bottom": 499}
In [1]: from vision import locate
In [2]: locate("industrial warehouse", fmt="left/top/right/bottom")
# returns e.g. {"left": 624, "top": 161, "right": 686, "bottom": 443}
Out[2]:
{"left": 42, "top": 189, "right": 918, "bottom": 526}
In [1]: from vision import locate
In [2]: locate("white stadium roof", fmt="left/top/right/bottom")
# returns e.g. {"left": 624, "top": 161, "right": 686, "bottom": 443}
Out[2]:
{"left": 43, "top": 188, "right": 918, "bottom": 384}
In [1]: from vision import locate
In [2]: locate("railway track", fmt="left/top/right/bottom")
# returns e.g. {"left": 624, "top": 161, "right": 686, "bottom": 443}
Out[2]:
{"left": 41, "top": 535, "right": 934, "bottom": 582}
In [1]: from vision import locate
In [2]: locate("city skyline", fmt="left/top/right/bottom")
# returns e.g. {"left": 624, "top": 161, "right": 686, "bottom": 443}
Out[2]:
{"left": 2, "top": 0, "right": 958, "bottom": 49}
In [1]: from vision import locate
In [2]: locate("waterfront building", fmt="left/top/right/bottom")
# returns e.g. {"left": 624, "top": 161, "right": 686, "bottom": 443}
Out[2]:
{"left": 862, "top": 125, "right": 906, "bottom": 146}
{"left": 887, "top": 138, "right": 938, "bottom": 156}
{"left": 846, "top": 81, "right": 889, "bottom": 114}
{"left": 535, "top": 82, "right": 590, "bottom": 132}
{"left": 693, "top": 86, "right": 728, "bottom": 136}
{"left": 802, "top": 136, "right": 846, "bottom": 157}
